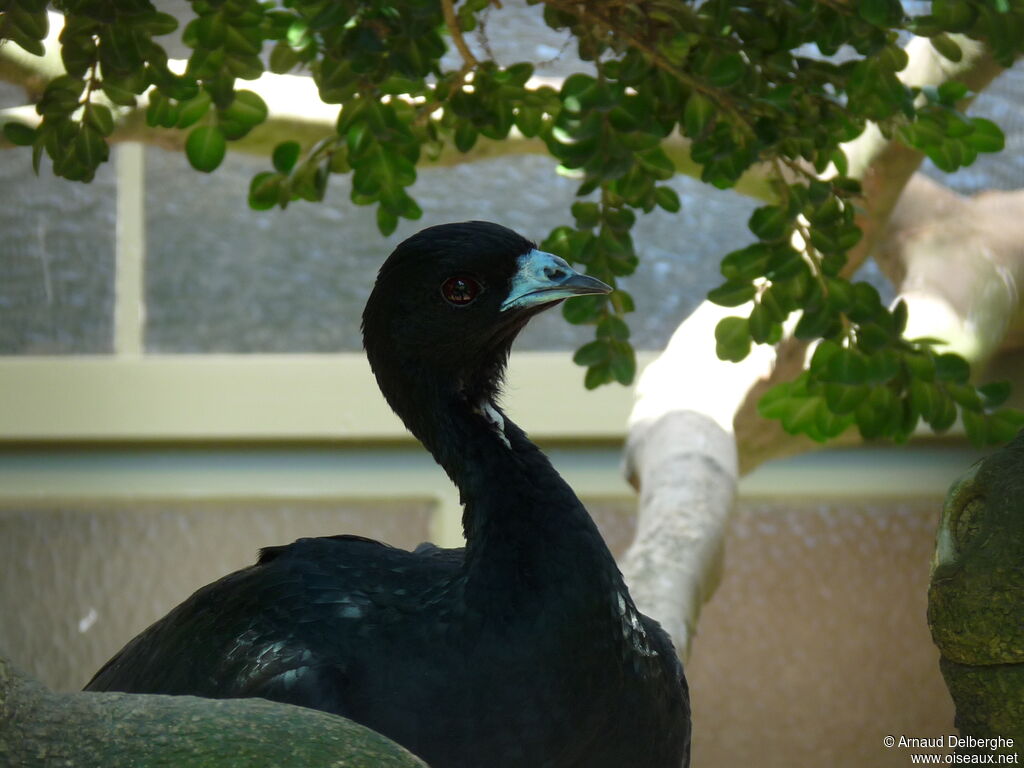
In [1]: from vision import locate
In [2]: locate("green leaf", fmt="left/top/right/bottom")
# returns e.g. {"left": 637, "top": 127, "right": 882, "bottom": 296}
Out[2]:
{"left": 101, "top": 80, "right": 139, "bottom": 107}
{"left": 822, "top": 347, "right": 867, "bottom": 385}
{"left": 270, "top": 41, "right": 301, "bottom": 74}
{"left": 248, "top": 171, "right": 283, "bottom": 210}
{"left": 514, "top": 105, "right": 543, "bottom": 137}
{"left": 947, "top": 383, "right": 981, "bottom": 409}
{"left": 6, "top": 5, "right": 48, "bottom": 41}
{"left": 794, "top": 305, "right": 836, "bottom": 340}
{"left": 848, "top": 282, "right": 884, "bottom": 322}
{"left": 223, "top": 90, "right": 268, "bottom": 128}
{"left": 978, "top": 380, "right": 1011, "bottom": 409}
{"left": 748, "top": 205, "right": 789, "bottom": 240}
{"left": 856, "top": 323, "right": 890, "bottom": 352}
{"left": 903, "top": 352, "right": 935, "bottom": 382}
{"left": 707, "top": 53, "right": 745, "bottom": 88}
{"left": 781, "top": 395, "right": 821, "bottom": 435}
{"left": 929, "top": 393, "right": 958, "bottom": 432}
{"left": 934, "top": 352, "right": 970, "bottom": 382}
{"left": 571, "top": 202, "right": 601, "bottom": 228}
{"left": 176, "top": 91, "right": 212, "bottom": 129}
{"left": 637, "top": 148, "right": 674, "bottom": 178}
{"left": 910, "top": 379, "right": 940, "bottom": 421}
{"left": 810, "top": 340, "right": 841, "bottom": 376}
{"left": 766, "top": 247, "right": 805, "bottom": 281}
{"left": 562, "top": 293, "right": 605, "bottom": 324}
{"left": 654, "top": 186, "right": 681, "bottom": 213}
{"left": 937, "top": 80, "right": 969, "bottom": 105}
{"left": 748, "top": 302, "right": 775, "bottom": 344}
{"left": 273, "top": 140, "right": 302, "bottom": 173}
{"left": 759, "top": 287, "right": 787, "bottom": 322}
{"left": 142, "top": 11, "right": 179, "bottom": 36}
{"left": 715, "top": 316, "right": 751, "bottom": 362}
{"left": 573, "top": 339, "right": 609, "bottom": 367}
{"left": 962, "top": 408, "right": 989, "bottom": 446}
{"left": 859, "top": 0, "right": 902, "bottom": 26}
{"left": 757, "top": 380, "right": 794, "bottom": 421}
{"left": 930, "top": 34, "right": 963, "bottom": 63}
{"left": 146, "top": 92, "right": 179, "bottom": 129}
{"left": 185, "top": 125, "right": 227, "bottom": 173}
{"left": 856, "top": 386, "right": 899, "bottom": 440}
{"left": 454, "top": 121, "right": 477, "bottom": 153}
{"left": 610, "top": 289, "right": 634, "bottom": 314}
{"left": 2, "top": 122, "right": 35, "bottom": 146}
{"left": 707, "top": 280, "right": 756, "bottom": 307}
{"left": 865, "top": 349, "right": 900, "bottom": 383}
{"left": 928, "top": 140, "right": 962, "bottom": 172}
{"left": 721, "top": 244, "right": 772, "bottom": 281}
{"left": 758, "top": 380, "right": 795, "bottom": 420}
{"left": 287, "top": 19, "right": 310, "bottom": 48}
{"left": 964, "top": 117, "right": 1004, "bottom": 153}
{"left": 683, "top": 93, "right": 714, "bottom": 137}
{"left": 584, "top": 362, "right": 612, "bottom": 390}
{"left": 824, "top": 277, "right": 854, "bottom": 312}
{"left": 74, "top": 125, "right": 108, "bottom": 168}
{"left": 84, "top": 104, "right": 114, "bottom": 137}
{"left": 892, "top": 299, "right": 908, "bottom": 334}
{"left": 596, "top": 314, "right": 630, "bottom": 341}
{"left": 987, "top": 409, "right": 1024, "bottom": 443}
{"left": 825, "top": 382, "right": 868, "bottom": 414}
{"left": 610, "top": 345, "right": 636, "bottom": 384}
{"left": 933, "top": 0, "right": 977, "bottom": 32}
{"left": 376, "top": 206, "right": 398, "bottom": 236}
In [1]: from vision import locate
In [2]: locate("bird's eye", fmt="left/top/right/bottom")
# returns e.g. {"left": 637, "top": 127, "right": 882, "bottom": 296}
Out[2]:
{"left": 441, "top": 275, "right": 482, "bottom": 306}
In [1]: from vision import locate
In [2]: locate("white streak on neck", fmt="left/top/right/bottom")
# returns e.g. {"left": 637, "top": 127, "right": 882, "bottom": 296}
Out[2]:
{"left": 474, "top": 401, "right": 511, "bottom": 449}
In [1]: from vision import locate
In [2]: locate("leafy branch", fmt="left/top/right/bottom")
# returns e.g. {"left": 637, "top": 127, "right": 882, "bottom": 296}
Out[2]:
{"left": 2, "top": 0, "right": 1023, "bottom": 446}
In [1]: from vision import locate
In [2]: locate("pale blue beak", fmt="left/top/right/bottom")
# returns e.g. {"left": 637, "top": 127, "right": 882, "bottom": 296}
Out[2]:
{"left": 500, "top": 249, "right": 612, "bottom": 312}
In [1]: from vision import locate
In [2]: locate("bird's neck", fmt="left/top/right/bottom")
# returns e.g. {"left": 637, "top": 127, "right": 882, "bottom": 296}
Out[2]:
{"left": 385, "top": 364, "right": 624, "bottom": 602}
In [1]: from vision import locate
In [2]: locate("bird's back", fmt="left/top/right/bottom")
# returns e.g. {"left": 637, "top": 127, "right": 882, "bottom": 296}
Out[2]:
{"left": 86, "top": 532, "right": 689, "bottom": 767}
{"left": 86, "top": 536, "right": 462, "bottom": 712}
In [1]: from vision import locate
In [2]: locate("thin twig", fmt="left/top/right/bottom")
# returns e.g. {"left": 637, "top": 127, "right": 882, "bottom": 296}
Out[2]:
{"left": 542, "top": 0, "right": 754, "bottom": 136}
{"left": 441, "top": 0, "right": 479, "bottom": 69}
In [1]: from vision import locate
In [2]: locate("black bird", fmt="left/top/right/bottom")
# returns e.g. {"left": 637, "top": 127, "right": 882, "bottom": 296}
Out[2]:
{"left": 86, "top": 221, "right": 691, "bottom": 768}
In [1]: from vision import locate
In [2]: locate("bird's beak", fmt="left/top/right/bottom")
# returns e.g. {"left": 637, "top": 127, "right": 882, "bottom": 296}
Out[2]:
{"left": 501, "top": 249, "right": 612, "bottom": 312}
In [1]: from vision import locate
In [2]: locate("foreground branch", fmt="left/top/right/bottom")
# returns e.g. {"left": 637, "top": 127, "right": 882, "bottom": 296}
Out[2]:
{"left": 0, "top": 655, "right": 426, "bottom": 767}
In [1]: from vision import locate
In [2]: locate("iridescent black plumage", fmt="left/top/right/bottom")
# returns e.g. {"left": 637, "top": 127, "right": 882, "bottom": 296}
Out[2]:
{"left": 86, "top": 221, "right": 690, "bottom": 767}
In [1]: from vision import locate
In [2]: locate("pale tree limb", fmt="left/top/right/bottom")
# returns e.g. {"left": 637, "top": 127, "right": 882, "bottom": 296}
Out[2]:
{"left": 622, "top": 36, "right": 1017, "bottom": 662}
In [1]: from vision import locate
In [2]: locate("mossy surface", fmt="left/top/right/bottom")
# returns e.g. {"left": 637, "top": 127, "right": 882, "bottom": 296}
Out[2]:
{"left": 929, "top": 432, "right": 1024, "bottom": 760}
{"left": 0, "top": 656, "right": 428, "bottom": 768}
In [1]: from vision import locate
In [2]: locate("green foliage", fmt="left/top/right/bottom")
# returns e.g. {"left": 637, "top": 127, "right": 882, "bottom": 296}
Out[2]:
{"left": 3, "top": 0, "right": 1023, "bottom": 444}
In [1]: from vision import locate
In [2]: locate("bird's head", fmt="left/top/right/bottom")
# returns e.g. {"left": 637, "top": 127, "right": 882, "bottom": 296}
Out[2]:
{"left": 362, "top": 221, "right": 610, "bottom": 427}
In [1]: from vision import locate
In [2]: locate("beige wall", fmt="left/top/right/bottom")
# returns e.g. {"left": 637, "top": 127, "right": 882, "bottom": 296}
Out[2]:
{"left": 686, "top": 499, "right": 952, "bottom": 768}
{"left": 1, "top": 501, "right": 432, "bottom": 690}
{"left": 1, "top": 495, "right": 950, "bottom": 767}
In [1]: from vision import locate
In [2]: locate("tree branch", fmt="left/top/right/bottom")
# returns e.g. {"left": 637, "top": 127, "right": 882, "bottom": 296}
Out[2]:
{"left": 0, "top": 654, "right": 426, "bottom": 767}
{"left": 623, "top": 35, "right": 1015, "bottom": 661}
{"left": 0, "top": 18, "right": 778, "bottom": 199}
{"left": 440, "top": 0, "right": 479, "bottom": 70}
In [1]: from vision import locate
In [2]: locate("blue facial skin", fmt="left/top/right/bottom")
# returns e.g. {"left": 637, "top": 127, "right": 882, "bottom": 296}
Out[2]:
{"left": 501, "top": 249, "right": 611, "bottom": 312}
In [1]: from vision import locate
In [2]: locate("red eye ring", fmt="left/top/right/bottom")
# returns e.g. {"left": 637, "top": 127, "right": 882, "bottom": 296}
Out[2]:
{"left": 441, "top": 275, "right": 482, "bottom": 306}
